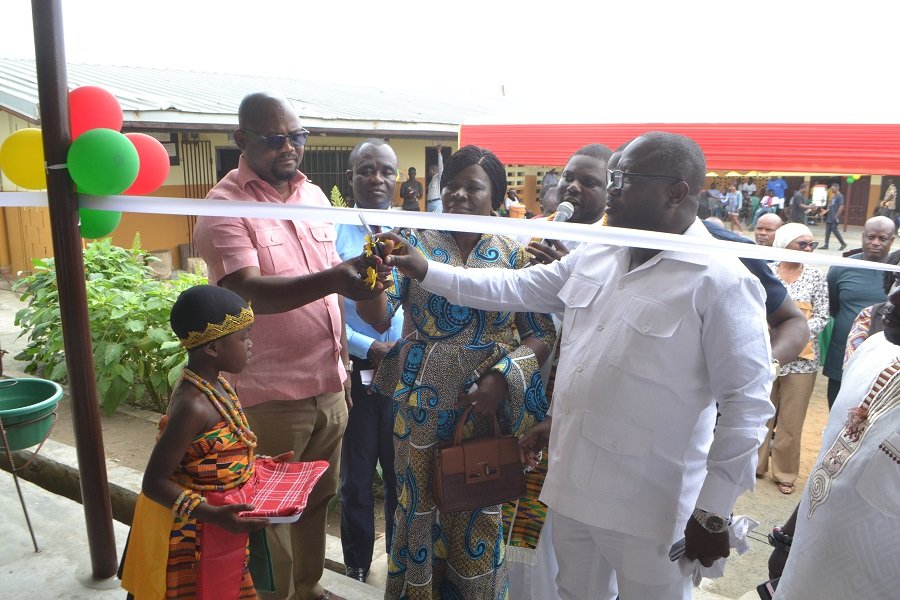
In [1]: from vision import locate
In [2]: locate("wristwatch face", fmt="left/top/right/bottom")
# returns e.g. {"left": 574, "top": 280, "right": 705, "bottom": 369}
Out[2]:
{"left": 706, "top": 514, "right": 726, "bottom": 532}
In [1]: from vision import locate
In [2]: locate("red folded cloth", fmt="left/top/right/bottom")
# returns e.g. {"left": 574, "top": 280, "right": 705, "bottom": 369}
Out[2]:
{"left": 224, "top": 458, "right": 329, "bottom": 518}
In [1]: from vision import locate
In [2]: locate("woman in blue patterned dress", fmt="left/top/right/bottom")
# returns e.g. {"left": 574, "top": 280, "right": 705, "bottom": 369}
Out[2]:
{"left": 358, "top": 146, "right": 556, "bottom": 600}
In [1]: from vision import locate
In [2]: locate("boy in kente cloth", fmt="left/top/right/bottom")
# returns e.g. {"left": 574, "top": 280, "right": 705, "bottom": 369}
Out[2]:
{"left": 122, "top": 285, "right": 290, "bottom": 599}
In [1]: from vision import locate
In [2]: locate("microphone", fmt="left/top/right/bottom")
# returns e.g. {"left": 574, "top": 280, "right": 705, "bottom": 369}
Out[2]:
{"left": 537, "top": 201, "right": 574, "bottom": 246}
{"left": 552, "top": 201, "right": 575, "bottom": 223}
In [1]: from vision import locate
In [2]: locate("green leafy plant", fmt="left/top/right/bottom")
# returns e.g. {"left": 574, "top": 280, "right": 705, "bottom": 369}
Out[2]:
{"left": 330, "top": 185, "right": 347, "bottom": 208}
{"left": 14, "top": 236, "right": 208, "bottom": 414}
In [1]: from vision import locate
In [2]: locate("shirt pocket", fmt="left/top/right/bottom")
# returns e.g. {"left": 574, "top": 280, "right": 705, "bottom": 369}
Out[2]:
{"left": 310, "top": 224, "right": 337, "bottom": 265}
{"left": 252, "top": 226, "right": 294, "bottom": 274}
{"left": 571, "top": 412, "right": 652, "bottom": 498}
{"left": 557, "top": 275, "right": 604, "bottom": 343}
{"left": 610, "top": 295, "right": 684, "bottom": 379}
{"left": 855, "top": 430, "right": 900, "bottom": 519}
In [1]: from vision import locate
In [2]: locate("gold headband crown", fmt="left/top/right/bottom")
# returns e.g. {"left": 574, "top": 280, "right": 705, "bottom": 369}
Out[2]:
{"left": 181, "top": 304, "right": 254, "bottom": 349}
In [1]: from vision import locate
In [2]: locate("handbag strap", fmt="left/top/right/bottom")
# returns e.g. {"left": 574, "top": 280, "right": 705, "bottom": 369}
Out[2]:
{"left": 452, "top": 405, "right": 503, "bottom": 446}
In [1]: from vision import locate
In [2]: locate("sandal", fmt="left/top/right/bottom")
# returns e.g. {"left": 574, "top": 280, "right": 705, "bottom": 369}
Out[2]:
{"left": 776, "top": 482, "right": 794, "bottom": 495}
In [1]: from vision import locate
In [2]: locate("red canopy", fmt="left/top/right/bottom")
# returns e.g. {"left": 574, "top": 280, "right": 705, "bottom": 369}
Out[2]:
{"left": 459, "top": 123, "right": 900, "bottom": 175}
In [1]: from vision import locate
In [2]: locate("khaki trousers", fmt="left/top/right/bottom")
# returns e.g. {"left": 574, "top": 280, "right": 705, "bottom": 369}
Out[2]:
{"left": 757, "top": 372, "right": 816, "bottom": 485}
{"left": 245, "top": 391, "right": 348, "bottom": 600}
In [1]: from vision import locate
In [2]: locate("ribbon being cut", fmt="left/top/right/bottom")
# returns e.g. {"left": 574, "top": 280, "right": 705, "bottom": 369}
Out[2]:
{"left": 2, "top": 191, "right": 899, "bottom": 274}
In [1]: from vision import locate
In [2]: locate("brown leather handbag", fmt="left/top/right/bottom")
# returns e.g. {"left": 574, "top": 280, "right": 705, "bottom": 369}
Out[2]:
{"left": 433, "top": 405, "right": 525, "bottom": 513}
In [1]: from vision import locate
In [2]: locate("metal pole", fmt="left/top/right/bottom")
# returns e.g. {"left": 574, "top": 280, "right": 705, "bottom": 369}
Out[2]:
{"left": 30, "top": 0, "right": 118, "bottom": 579}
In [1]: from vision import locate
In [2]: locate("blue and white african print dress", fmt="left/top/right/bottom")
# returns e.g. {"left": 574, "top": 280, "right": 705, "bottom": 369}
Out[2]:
{"left": 371, "top": 228, "right": 555, "bottom": 600}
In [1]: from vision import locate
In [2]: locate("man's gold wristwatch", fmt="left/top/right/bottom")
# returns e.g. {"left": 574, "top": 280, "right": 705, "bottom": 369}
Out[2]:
{"left": 344, "top": 361, "right": 353, "bottom": 373}
{"left": 771, "top": 358, "right": 781, "bottom": 378}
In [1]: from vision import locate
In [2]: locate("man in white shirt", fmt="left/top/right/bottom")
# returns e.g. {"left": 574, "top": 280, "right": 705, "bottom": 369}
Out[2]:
{"left": 740, "top": 177, "right": 757, "bottom": 199}
{"left": 504, "top": 188, "right": 522, "bottom": 212}
{"left": 376, "top": 131, "right": 774, "bottom": 600}
{"left": 752, "top": 191, "right": 777, "bottom": 227}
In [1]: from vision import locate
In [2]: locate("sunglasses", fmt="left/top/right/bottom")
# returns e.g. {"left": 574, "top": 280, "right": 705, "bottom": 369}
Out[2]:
{"left": 795, "top": 241, "right": 819, "bottom": 250}
{"left": 242, "top": 128, "right": 309, "bottom": 149}
{"left": 606, "top": 169, "right": 682, "bottom": 192}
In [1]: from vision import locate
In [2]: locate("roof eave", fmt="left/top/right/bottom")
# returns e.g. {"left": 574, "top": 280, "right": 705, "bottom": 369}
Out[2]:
{"left": 122, "top": 111, "right": 459, "bottom": 137}
{"left": 0, "top": 92, "right": 40, "bottom": 124}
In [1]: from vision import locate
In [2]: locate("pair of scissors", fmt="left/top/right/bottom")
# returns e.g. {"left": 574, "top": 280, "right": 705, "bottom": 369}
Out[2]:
{"left": 359, "top": 214, "right": 388, "bottom": 259}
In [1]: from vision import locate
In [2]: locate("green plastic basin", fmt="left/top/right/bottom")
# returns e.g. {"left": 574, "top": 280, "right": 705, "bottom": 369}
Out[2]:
{"left": 0, "top": 378, "right": 63, "bottom": 452}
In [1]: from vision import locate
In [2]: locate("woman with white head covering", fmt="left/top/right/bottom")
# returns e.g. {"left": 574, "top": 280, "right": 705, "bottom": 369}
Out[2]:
{"left": 756, "top": 223, "right": 830, "bottom": 494}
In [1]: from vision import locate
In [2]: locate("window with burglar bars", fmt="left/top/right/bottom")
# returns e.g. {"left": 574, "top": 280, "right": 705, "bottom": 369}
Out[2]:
{"left": 302, "top": 146, "right": 353, "bottom": 205}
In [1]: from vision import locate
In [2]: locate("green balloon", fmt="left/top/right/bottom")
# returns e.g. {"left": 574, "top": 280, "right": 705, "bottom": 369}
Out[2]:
{"left": 79, "top": 207, "right": 122, "bottom": 239}
{"left": 68, "top": 128, "right": 139, "bottom": 195}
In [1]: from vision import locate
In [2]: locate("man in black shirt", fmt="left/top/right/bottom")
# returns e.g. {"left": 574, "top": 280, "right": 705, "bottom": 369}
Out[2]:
{"left": 789, "top": 183, "right": 812, "bottom": 224}
{"left": 399, "top": 167, "right": 423, "bottom": 211}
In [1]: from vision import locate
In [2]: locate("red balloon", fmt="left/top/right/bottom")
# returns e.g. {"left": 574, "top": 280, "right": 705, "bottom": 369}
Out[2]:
{"left": 69, "top": 86, "right": 123, "bottom": 138}
{"left": 124, "top": 133, "right": 170, "bottom": 195}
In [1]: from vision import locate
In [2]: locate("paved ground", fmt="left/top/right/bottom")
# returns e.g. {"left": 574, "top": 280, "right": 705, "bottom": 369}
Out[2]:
{"left": 0, "top": 222, "right": 874, "bottom": 599}
{"left": 0, "top": 465, "right": 380, "bottom": 600}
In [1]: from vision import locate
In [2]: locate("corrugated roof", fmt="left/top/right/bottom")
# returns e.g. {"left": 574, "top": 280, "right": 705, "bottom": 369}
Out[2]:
{"left": 0, "top": 58, "right": 509, "bottom": 133}
{"left": 461, "top": 123, "right": 900, "bottom": 175}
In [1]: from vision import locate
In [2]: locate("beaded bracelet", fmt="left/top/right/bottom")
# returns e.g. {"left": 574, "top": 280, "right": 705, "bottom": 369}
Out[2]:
{"left": 173, "top": 490, "right": 204, "bottom": 519}
{"left": 175, "top": 492, "right": 193, "bottom": 518}
{"left": 172, "top": 491, "right": 188, "bottom": 515}
{"left": 182, "top": 494, "right": 205, "bottom": 520}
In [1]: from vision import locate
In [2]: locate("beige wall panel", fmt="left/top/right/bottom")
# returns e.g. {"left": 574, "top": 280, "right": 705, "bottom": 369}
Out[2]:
{"left": 5, "top": 207, "right": 52, "bottom": 275}
{"left": 110, "top": 212, "right": 192, "bottom": 268}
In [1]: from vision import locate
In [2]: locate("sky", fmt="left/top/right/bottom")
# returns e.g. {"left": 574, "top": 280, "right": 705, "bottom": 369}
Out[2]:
{"left": 3, "top": 0, "right": 899, "bottom": 123}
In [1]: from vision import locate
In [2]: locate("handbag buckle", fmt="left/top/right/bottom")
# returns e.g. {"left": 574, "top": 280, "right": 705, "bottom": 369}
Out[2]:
{"left": 466, "top": 461, "right": 499, "bottom": 483}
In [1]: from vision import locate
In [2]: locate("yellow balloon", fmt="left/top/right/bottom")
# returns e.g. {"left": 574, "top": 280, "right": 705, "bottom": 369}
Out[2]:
{"left": 0, "top": 128, "right": 47, "bottom": 190}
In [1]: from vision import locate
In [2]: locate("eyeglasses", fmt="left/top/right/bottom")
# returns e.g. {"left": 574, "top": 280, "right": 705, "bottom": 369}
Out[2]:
{"left": 242, "top": 128, "right": 310, "bottom": 149}
{"left": 795, "top": 241, "right": 819, "bottom": 250}
{"left": 606, "top": 169, "right": 682, "bottom": 191}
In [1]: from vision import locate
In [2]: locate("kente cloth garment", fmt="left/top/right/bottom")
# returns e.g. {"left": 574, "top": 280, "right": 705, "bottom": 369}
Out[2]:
{"left": 370, "top": 229, "right": 556, "bottom": 600}
{"left": 500, "top": 453, "right": 552, "bottom": 599}
{"left": 843, "top": 303, "right": 891, "bottom": 367}
{"left": 121, "top": 422, "right": 256, "bottom": 600}
{"left": 845, "top": 304, "right": 876, "bottom": 367}
{"left": 502, "top": 452, "right": 549, "bottom": 551}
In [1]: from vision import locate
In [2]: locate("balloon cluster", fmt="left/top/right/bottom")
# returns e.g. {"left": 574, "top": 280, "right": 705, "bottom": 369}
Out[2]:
{"left": 845, "top": 175, "right": 862, "bottom": 184}
{"left": 0, "top": 86, "right": 171, "bottom": 239}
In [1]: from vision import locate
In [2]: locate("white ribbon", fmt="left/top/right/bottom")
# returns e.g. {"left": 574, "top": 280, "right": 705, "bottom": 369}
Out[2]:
{"left": 1, "top": 191, "right": 898, "bottom": 273}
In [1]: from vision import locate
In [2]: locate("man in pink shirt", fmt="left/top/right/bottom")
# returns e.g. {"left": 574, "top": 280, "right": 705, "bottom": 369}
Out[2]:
{"left": 194, "top": 92, "right": 375, "bottom": 600}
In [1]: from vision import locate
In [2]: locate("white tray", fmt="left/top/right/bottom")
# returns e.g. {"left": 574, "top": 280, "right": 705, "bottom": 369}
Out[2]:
{"left": 262, "top": 513, "right": 302, "bottom": 524}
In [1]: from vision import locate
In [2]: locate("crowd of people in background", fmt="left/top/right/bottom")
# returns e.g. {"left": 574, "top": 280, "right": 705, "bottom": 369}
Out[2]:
{"left": 123, "top": 90, "right": 900, "bottom": 600}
